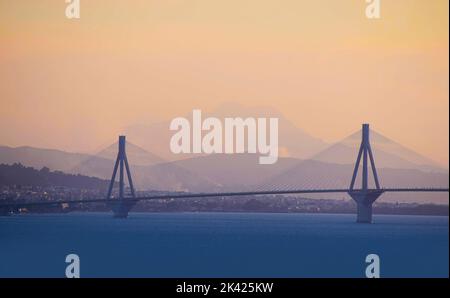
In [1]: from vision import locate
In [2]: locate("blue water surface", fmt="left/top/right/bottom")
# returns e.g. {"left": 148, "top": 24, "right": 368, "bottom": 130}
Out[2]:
{"left": 0, "top": 212, "right": 448, "bottom": 277}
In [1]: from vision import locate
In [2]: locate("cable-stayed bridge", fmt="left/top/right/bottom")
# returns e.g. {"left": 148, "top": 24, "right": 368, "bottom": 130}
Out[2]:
{"left": 0, "top": 124, "right": 448, "bottom": 223}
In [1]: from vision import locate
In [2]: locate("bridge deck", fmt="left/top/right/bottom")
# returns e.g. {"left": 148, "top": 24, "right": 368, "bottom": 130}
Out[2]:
{"left": 0, "top": 188, "right": 448, "bottom": 208}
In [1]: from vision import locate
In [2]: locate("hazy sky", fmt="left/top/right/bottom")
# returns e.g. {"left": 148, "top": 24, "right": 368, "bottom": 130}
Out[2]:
{"left": 0, "top": 0, "right": 448, "bottom": 165}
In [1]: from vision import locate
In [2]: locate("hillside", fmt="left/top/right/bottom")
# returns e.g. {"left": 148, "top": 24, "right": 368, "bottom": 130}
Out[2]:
{"left": 0, "top": 145, "right": 90, "bottom": 172}
{"left": 311, "top": 129, "right": 447, "bottom": 172}
{"left": 0, "top": 163, "right": 111, "bottom": 190}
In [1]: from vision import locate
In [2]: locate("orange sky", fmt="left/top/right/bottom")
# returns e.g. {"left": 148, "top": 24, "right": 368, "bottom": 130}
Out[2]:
{"left": 0, "top": 0, "right": 448, "bottom": 165}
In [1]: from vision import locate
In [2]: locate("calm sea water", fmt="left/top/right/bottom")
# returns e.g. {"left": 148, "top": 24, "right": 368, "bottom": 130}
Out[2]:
{"left": 0, "top": 212, "right": 448, "bottom": 278}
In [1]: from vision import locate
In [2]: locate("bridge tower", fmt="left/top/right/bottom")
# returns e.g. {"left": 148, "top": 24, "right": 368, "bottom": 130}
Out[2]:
{"left": 348, "top": 124, "right": 384, "bottom": 223}
{"left": 106, "top": 136, "right": 136, "bottom": 218}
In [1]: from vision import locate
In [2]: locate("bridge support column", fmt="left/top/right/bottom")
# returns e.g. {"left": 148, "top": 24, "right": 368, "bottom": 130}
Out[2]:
{"left": 356, "top": 202, "right": 372, "bottom": 223}
{"left": 106, "top": 136, "right": 136, "bottom": 218}
{"left": 348, "top": 124, "right": 384, "bottom": 223}
{"left": 348, "top": 191, "right": 383, "bottom": 223}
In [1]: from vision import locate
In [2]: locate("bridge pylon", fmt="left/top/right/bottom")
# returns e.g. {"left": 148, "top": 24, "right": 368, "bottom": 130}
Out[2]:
{"left": 348, "top": 124, "right": 384, "bottom": 223}
{"left": 106, "top": 136, "right": 136, "bottom": 218}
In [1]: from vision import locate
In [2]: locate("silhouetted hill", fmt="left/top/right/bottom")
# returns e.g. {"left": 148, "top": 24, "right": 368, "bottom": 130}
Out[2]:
{"left": 70, "top": 143, "right": 220, "bottom": 192}
{"left": 0, "top": 163, "right": 110, "bottom": 190}
{"left": 170, "top": 153, "right": 299, "bottom": 190}
{"left": 92, "top": 141, "right": 164, "bottom": 166}
{"left": 0, "top": 144, "right": 221, "bottom": 192}
{"left": 311, "top": 129, "right": 447, "bottom": 172}
{"left": 0, "top": 145, "right": 90, "bottom": 172}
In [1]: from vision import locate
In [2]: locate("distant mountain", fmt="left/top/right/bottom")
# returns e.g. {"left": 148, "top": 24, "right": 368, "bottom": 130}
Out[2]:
{"left": 311, "top": 129, "right": 447, "bottom": 172}
{"left": 70, "top": 142, "right": 220, "bottom": 192}
{"left": 0, "top": 145, "right": 89, "bottom": 172}
{"left": 124, "top": 102, "right": 328, "bottom": 161}
{"left": 261, "top": 159, "right": 449, "bottom": 204}
{"left": 209, "top": 102, "right": 328, "bottom": 159}
{"left": 1, "top": 117, "right": 447, "bottom": 203}
{"left": 0, "top": 143, "right": 218, "bottom": 192}
{"left": 0, "top": 163, "right": 110, "bottom": 190}
{"left": 94, "top": 141, "right": 164, "bottom": 166}
{"left": 169, "top": 154, "right": 299, "bottom": 190}
{"left": 260, "top": 127, "right": 449, "bottom": 204}
{"left": 72, "top": 157, "right": 220, "bottom": 193}
{"left": 262, "top": 159, "right": 449, "bottom": 190}
{"left": 132, "top": 162, "right": 220, "bottom": 192}
{"left": 168, "top": 153, "right": 300, "bottom": 191}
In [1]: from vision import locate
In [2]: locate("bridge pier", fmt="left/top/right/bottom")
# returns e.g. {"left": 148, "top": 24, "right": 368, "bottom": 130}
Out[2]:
{"left": 348, "top": 190, "right": 384, "bottom": 223}
{"left": 110, "top": 200, "right": 136, "bottom": 218}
